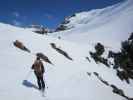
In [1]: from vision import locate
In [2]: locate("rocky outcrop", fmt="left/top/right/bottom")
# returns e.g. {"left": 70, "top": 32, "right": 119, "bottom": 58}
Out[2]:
{"left": 110, "top": 84, "right": 133, "bottom": 100}
{"left": 90, "top": 42, "right": 110, "bottom": 67}
{"left": 86, "top": 57, "right": 91, "bottom": 62}
{"left": 29, "top": 25, "right": 51, "bottom": 34}
{"left": 89, "top": 72, "right": 133, "bottom": 100}
{"left": 50, "top": 43, "right": 73, "bottom": 61}
{"left": 55, "top": 14, "right": 76, "bottom": 32}
{"left": 108, "top": 32, "right": 133, "bottom": 84}
{"left": 13, "top": 40, "right": 31, "bottom": 53}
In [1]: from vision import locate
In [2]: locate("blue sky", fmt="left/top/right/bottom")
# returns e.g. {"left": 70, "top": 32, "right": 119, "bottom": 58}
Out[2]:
{"left": 0, "top": 0, "right": 124, "bottom": 29}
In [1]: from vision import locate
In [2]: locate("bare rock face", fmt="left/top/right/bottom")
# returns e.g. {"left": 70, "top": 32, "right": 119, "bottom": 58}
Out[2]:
{"left": 55, "top": 14, "right": 76, "bottom": 32}
{"left": 90, "top": 72, "right": 133, "bottom": 100}
{"left": 30, "top": 25, "right": 51, "bottom": 35}
{"left": 110, "top": 84, "right": 133, "bottom": 100}
{"left": 93, "top": 72, "right": 109, "bottom": 86}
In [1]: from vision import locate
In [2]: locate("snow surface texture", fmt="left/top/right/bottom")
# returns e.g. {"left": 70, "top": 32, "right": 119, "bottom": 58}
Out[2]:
{"left": 0, "top": 0, "right": 133, "bottom": 100}
{"left": 52, "top": 0, "right": 133, "bottom": 50}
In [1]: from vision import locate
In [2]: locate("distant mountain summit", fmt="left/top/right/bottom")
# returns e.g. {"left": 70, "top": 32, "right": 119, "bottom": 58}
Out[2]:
{"left": 56, "top": 0, "right": 133, "bottom": 32}
{"left": 54, "top": 0, "right": 133, "bottom": 49}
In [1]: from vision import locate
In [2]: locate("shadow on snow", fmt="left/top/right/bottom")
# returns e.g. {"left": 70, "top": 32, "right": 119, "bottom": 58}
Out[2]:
{"left": 22, "top": 80, "right": 39, "bottom": 90}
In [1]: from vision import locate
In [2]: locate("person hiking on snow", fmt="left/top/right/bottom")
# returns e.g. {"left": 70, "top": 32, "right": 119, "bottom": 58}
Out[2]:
{"left": 31, "top": 56, "right": 45, "bottom": 90}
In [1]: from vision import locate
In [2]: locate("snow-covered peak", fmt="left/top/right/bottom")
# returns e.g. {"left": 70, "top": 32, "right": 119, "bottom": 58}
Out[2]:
{"left": 63, "top": 0, "right": 133, "bottom": 29}
{"left": 53, "top": 0, "right": 133, "bottom": 49}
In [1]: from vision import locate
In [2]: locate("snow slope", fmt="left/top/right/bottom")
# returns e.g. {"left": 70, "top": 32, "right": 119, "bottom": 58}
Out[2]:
{"left": 0, "top": 0, "right": 133, "bottom": 100}
{"left": 53, "top": 0, "right": 133, "bottom": 49}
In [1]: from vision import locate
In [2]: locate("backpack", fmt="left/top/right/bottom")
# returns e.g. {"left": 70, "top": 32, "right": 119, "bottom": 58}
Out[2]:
{"left": 33, "top": 60, "right": 44, "bottom": 74}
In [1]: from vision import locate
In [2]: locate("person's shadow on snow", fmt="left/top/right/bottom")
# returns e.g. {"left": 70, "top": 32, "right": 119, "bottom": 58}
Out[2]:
{"left": 22, "top": 80, "right": 39, "bottom": 90}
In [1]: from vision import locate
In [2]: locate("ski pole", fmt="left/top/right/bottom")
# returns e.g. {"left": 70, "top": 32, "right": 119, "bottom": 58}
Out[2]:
{"left": 44, "top": 79, "right": 48, "bottom": 89}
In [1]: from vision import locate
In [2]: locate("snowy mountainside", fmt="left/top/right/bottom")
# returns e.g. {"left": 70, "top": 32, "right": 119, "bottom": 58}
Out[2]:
{"left": 0, "top": 22, "right": 133, "bottom": 100}
{"left": 0, "top": 0, "right": 133, "bottom": 100}
{"left": 53, "top": 0, "right": 133, "bottom": 49}
{"left": 62, "top": 0, "right": 132, "bottom": 29}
